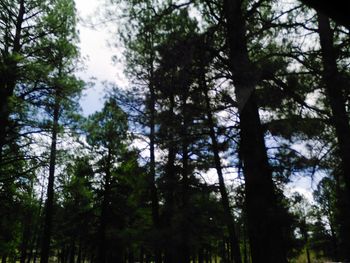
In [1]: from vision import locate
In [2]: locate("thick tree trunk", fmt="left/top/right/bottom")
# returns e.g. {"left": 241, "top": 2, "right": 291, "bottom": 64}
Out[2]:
{"left": 40, "top": 97, "right": 60, "bottom": 263}
{"left": 317, "top": 13, "right": 350, "bottom": 261}
{"left": 222, "top": 0, "right": 288, "bottom": 262}
{"left": 202, "top": 70, "right": 242, "bottom": 263}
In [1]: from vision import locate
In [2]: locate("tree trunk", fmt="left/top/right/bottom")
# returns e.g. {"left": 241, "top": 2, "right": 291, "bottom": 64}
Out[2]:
{"left": 90, "top": 252, "right": 95, "bottom": 263}
{"left": 163, "top": 95, "right": 178, "bottom": 263}
{"left": 222, "top": 0, "right": 288, "bottom": 262}
{"left": 61, "top": 246, "right": 68, "bottom": 263}
{"left": 329, "top": 220, "right": 339, "bottom": 261}
{"left": 98, "top": 149, "right": 112, "bottom": 263}
{"left": 20, "top": 187, "right": 34, "bottom": 263}
{"left": 33, "top": 242, "right": 38, "bottom": 263}
{"left": 29, "top": 182, "right": 45, "bottom": 263}
{"left": 40, "top": 96, "right": 60, "bottom": 263}
{"left": 306, "top": 247, "right": 311, "bottom": 263}
{"left": 148, "top": 51, "right": 161, "bottom": 263}
{"left": 198, "top": 249, "right": 204, "bottom": 263}
{"left": 20, "top": 215, "right": 32, "bottom": 263}
{"left": 202, "top": 69, "right": 242, "bottom": 263}
{"left": 69, "top": 239, "right": 76, "bottom": 263}
{"left": 179, "top": 90, "right": 190, "bottom": 263}
{"left": 32, "top": 210, "right": 43, "bottom": 263}
{"left": 128, "top": 249, "right": 134, "bottom": 263}
{"left": 317, "top": 13, "right": 350, "bottom": 261}
{"left": 300, "top": 219, "right": 311, "bottom": 263}
{"left": 139, "top": 247, "right": 144, "bottom": 263}
{"left": 242, "top": 227, "right": 249, "bottom": 263}
{"left": 77, "top": 240, "right": 82, "bottom": 263}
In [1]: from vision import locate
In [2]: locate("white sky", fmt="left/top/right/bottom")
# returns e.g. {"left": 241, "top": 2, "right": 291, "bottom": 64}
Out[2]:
{"left": 75, "top": 0, "right": 127, "bottom": 116}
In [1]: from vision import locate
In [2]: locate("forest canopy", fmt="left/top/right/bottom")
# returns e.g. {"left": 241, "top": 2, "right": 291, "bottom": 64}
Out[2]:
{"left": 1, "top": 0, "right": 350, "bottom": 263}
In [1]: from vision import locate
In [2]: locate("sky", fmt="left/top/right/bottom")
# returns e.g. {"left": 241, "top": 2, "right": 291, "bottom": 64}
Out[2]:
{"left": 74, "top": 0, "right": 127, "bottom": 116}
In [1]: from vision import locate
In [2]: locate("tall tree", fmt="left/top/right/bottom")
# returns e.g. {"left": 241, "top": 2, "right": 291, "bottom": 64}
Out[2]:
{"left": 201, "top": 65, "right": 242, "bottom": 263}
{"left": 317, "top": 13, "right": 350, "bottom": 260}
{"left": 221, "top": 0, "right": 289, "bottom": 262}
{"left": 113, "top": 0, "right": 163, "bottom": 259}
{"left": 84, "top": 98, "right": 129, "bottom": 263}
{"left": 0, "top": 0, "right": 55, "bottom": 162}
{"left": 39, "top": 1, "right": 83, "bottom": 262}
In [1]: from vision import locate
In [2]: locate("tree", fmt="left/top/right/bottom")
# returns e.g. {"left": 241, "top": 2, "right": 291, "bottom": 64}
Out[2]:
{"left": 4, "top": 0, "right": 350, "bottom": 262}
{"left": 220, "top": 0, "right": 289, "bottom": 261}
{"left": 316, "top": 13, "right": 350, "bottom": 260}
{"left": 0, "top": 0, "right": 53, "bottom": 162}
{"left": 39, "top": 1, "right": 83, "bottom": 262}
{"left": 300, "top": 0, "right": 350, "bottom": 28}
{"left": 57, "top": 157, "right": 95, "bottom": 263}
{"left": 312, "top": 177, "right": 339, "bottom": 260}
{"left": 84, "top": 97, "right": 129, "bottom": 263}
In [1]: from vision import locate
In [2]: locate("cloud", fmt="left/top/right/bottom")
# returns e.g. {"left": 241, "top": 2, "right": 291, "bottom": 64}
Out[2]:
{"left": 74, "top": 0, "right": 127, "bottom": 115}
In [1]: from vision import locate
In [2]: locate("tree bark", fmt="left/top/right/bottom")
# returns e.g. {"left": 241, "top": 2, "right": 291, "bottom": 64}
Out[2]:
{"left": 222, "top": 0, "right": 288, "bottom": 262}
{"left": 40, "top": 96, "right": 60, "bottom": 263}
{"left": 317, "top": 13, "right": 350, "bottom": 261}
